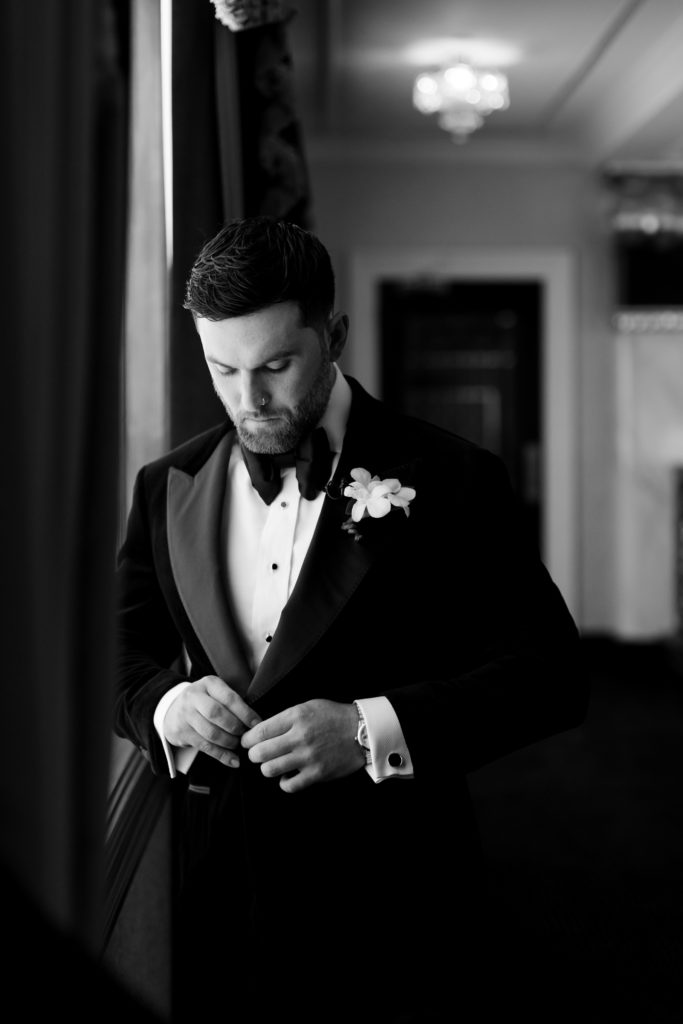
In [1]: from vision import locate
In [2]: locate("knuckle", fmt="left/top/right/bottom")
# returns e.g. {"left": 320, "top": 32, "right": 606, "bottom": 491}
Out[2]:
{"left": 299, "top": 742, "right": 313, "bottom": 764}
{"left": 299, "top": 721, "right": 314, "bottom": 744}
{"left": 205, "top": 723, "right": 223, "bottom": 745}
{"left": 222, "top": 687, "right": 239, "bottom": 707}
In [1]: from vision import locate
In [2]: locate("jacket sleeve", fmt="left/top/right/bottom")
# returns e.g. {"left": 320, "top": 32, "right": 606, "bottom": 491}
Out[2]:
{"left": 385, "top": 448, "right": 589, "bottom": 777}
{"left": 114, "top": 467, "right": 187, "bottom": 775}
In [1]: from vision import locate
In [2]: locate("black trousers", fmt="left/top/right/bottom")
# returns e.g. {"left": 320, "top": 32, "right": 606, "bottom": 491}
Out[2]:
{"left": 170, "top": 769, "right": 492, "bottom": 1024}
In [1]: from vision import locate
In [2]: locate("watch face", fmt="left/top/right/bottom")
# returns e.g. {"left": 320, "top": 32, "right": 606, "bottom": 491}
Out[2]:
{"left": 358, "top": 722, "right": 370, "bottom": 749}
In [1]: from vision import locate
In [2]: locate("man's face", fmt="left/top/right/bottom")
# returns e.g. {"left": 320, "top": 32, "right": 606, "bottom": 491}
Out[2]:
{"left": 196, "top": 301, "right": 340, "bottom": 454}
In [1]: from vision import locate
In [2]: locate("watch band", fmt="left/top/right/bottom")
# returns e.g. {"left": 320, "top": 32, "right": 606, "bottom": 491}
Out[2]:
{"left": 353, "top": 701, "right": 373, "bottom": 765}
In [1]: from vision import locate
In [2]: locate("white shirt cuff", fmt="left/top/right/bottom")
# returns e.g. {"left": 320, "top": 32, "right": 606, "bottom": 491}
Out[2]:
{"left": 355, "top": 696, "right": 414, "bottom": 783}
{"left": 153, "top": 682, "right": 197, "bottom": 778}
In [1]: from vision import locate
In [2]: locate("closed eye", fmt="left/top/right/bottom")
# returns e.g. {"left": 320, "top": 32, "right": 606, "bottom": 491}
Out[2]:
{"left": 264, "top": 360, "right": 290, "bottom": 373}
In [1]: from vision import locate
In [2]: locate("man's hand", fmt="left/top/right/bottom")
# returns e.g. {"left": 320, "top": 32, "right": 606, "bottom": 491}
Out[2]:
{"left": 163, "top": 675, "right": 262, "bottom": 768}
{"left": 240, "top": 699, "right": 366, "bottom": 793}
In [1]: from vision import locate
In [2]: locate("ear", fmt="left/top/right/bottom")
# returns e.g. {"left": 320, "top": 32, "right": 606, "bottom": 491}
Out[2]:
{"left": 326, "top": 312, "right": 349, "bottom": 362}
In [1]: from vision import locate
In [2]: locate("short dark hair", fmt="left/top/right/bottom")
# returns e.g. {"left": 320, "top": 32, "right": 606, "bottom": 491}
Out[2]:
{"left": 183, "top": 216, "right": 335, "bottom": 326}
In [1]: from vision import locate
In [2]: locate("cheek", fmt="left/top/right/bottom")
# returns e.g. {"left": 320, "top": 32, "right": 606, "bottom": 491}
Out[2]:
{"left": 213, "top": 376, "right": 238, "bottom": 406}
{"left": 289, "top": 360, "right": 324, "bottom": 402}
{"left": 269, "top": 375, "right": 301, "bottom": 407}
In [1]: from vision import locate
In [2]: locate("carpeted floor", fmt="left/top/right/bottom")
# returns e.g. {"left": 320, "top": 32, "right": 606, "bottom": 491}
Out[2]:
{"left": 467, "top": 636, "right": 683, "bottom": 1023}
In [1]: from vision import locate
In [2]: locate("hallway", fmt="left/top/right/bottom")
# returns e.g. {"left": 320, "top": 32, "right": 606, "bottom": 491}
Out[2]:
{"left": 469, "top": 636, "right": 683, "bottom": 1022}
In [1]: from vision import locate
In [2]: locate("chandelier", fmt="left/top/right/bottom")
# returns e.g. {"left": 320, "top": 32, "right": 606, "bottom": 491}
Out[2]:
{"left": 413, "top": 60, "right": 510, "bottom": 142}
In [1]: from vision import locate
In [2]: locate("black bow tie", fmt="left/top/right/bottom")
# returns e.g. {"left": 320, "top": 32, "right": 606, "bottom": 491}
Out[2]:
{"left": 240, "top": 427, "right": 334, "bottom": 505}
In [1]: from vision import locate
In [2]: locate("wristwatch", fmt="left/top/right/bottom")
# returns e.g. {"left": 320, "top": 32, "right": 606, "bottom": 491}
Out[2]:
{"left": 353, "top": 701, "right": 373, "bottom": 766}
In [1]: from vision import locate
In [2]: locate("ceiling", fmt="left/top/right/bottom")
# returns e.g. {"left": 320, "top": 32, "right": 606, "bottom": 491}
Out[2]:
{"left": 287, "top": 0, "right": 683, "bottom": 167}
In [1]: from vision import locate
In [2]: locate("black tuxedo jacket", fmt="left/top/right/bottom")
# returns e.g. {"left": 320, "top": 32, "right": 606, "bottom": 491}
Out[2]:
{"left": 115, "top": 375, "right": 587, "bottom": 1019}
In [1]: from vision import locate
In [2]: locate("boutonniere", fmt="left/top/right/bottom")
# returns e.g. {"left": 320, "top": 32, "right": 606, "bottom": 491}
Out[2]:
{"left": 340, "top": 467, "right": 416, "bottom": 541}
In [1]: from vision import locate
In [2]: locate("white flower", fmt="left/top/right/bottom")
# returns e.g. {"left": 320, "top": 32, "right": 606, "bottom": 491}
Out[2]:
{"left": 210, "top": 0, "right": 287, "bottom": 32}
{"left": 343, "top": 467, "right": 416, "bottom": 523}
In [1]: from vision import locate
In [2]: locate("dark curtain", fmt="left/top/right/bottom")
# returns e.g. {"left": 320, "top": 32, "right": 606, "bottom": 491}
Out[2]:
{"left": 0, "top": 0, "right": 129, "bottom": 957}
{"left": 169, "top": 2, "right": 313, "bottom": 445}
{"left": 169, "top": 1, "right": 231, "bottom": 447}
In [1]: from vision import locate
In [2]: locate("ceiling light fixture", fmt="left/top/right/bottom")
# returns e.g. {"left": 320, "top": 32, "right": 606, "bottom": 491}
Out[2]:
{"left": 413, "top": 60, "right": 510, "bottom": 143}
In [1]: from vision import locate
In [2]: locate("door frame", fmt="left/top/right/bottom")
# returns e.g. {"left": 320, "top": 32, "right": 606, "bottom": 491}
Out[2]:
{"left": 348, "top": 247, "right": 579, "bottom": 620}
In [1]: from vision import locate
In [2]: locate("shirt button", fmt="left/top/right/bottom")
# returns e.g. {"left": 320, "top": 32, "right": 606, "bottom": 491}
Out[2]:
{"left": 271, "top": 563, "right": 278, "bottom": 571}
{"left": 388, "top": 752, "right": 404, "bottom": 768}
{"left": 280, "top": 501, "right": 288, "bottom": 508}
{"left": 265, "top": 634, "right": 273, "bottom": 643}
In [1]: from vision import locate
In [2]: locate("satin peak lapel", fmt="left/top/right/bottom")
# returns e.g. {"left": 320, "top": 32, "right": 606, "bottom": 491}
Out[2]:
{"left": 167, "top": 434, "right": 252, "bottom": 696}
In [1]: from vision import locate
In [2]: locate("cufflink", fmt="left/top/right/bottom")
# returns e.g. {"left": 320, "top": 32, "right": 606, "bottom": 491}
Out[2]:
{"left": 388, "top": 752, "right": 404, "bottom": 768}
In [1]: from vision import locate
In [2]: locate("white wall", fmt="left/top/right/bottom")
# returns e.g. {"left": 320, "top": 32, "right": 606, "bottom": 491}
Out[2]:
{"left": 308, "top": 157, "right": 618, "bottom": 632}
{"left": 615, "top": 326, "right": 683, "bottom": 638}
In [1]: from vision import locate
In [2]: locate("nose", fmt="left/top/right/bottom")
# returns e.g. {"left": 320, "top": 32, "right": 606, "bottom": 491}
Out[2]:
{"left": 240, "top": 372, "right": 268, "bottom": 413}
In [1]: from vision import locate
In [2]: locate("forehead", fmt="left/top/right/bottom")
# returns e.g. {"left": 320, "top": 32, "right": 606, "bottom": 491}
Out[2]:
{"left": 196, "top": 301, "right": 318, "bottom": 366}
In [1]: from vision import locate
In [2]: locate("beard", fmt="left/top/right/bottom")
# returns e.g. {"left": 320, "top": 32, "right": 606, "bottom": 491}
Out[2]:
{"left": 215, "top": 352, "right": 336, "bottom": 455}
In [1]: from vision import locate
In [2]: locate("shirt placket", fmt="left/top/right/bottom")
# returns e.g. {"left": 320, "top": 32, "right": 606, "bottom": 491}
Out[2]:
{"left": 251, "top": 468, "right": 300, "bottom": 667}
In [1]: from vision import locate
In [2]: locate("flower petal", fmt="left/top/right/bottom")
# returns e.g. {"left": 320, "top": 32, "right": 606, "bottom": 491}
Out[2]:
{"left": 380, "top": 478, "right": 401, "bottom": 493}
{"left": 367, "top": 495, "right": 391, "bottom": 518}
{"left": 389, "top": 487, "right": 417, "bottom": 503}
{"left": 351, "top": 500, "right": 367, "bottom": 523}
{"left": 367, "top": 480, "right": 392, "bottom": 498}
{"left": 350, "top": 467, "right": 372, "bottom": 487}
{"left": 389, "top": 487, "right": 415, "bottom": 505}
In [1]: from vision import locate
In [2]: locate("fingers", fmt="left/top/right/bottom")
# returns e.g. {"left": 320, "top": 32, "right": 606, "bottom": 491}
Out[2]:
{"left": 245, "top": 734, "right": 291, "bottom": 764}
{"left": 242, "top": 705, "right": 322, "bottom": 791}
{"left": 253, "top": 751, "right": 317, "bottom": 793}
{"left": 164, "top": 676, "right": 262, "bottom": 762}
{"left": 241, "top": 708, "right": 295, "bottom": 750}
{"left": 256, "top": 752, "right": 301, "bottom": 780}
{"left": 203, "top": 675, "right": 262, "bottom": 730}
{"left": 279, "top": 769, "right": 314, "bottom": 794}
{"left": 186, "top": 700, "right": 243, "bottom": 749}
{"left": 181, "top": 723, "right": 242, "bottom": 769}
{"left": 238, "top": 700, "right": 358, "bottom": 791}
{"left": 241, "top": 707, "right": 306, "bottom": 782}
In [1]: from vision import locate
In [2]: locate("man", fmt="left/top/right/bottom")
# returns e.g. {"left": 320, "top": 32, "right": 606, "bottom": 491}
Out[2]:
{"left": 115, "top": 216, "right": 587, "bottom": 1023}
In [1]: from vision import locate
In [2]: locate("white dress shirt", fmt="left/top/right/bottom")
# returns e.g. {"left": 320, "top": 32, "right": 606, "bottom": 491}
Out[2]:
{"left": 154, "top": 367, "right": 414, "bottom": 782}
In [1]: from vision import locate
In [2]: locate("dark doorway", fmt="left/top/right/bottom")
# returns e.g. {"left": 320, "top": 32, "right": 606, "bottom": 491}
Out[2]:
{"left": 380, "top": 279, "right": 542, "bottom": 548}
